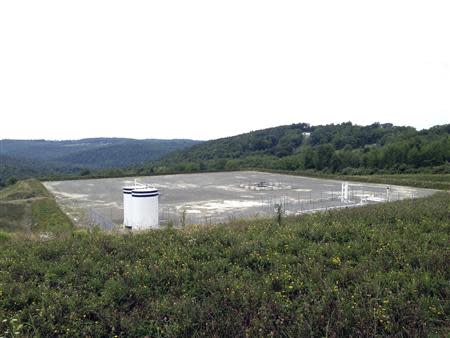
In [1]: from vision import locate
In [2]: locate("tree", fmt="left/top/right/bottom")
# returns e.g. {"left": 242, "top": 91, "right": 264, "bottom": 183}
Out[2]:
{"left": 313, "top": 144, "right": 335, "bottom": 170}
{"left": 80, "top": 169, "right": 91, "bottom": 176}
{"left": 225, "top": 160, "right": 239, "bottom": 171}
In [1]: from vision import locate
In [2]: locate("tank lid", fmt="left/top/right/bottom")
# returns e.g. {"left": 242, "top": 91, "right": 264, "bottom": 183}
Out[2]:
{"left": 123, "top": 185, "right": 142, "bottom": 189}
{"left": 132, "top": 187, "right": 159, "bottom": 194}
{"left": 123, "top": 185, "right": 141, "bottom": 194}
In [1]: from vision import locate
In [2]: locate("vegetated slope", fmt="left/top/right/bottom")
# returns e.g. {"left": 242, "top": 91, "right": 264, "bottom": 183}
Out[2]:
{"left": 151, "top": 122, "right": 450, "bottom": 174}
{"left": 0, "top": 138, "right": 128, "bottom": 161}
{"left": 0, "top": 193, "right": 449, "bottom": 336}
{"left": 0, "top": 179, "right": 72, "bottom": 234}
{"left": 55, "top": 139, "right": 200, "bottom": 169}
{"left": 0, "top": 138, "right": 201, "bottom": 183}
{"left": 1, "top": 138, "right": 200, "bottom": 164}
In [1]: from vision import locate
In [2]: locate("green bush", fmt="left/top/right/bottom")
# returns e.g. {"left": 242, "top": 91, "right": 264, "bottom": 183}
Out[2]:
{"left": 0, "top": 230, "right": 12, "bottom": 243}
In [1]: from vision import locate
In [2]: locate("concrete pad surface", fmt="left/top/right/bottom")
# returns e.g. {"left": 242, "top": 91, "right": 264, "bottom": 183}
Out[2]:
{"left": 43, "top": 171, "right": 435, "bottom": 228}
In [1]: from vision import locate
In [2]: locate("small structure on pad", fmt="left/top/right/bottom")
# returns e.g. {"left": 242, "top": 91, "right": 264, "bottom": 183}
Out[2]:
{"left": 240, "top": 181, "right": 292, "bottom": 191}
{"left": 341, "top": 182, "right": 349, "bottom": 203}
{"left": 123, "top": 181, "right": 159, "bottom": 230}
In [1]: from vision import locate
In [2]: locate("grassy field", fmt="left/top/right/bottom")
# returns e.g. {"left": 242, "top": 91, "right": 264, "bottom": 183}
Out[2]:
{"left": 0, "top": 179, "right": 72, "bottom": 236}
{"left": 0, "top": 192, "right": 448, "bottom": 336}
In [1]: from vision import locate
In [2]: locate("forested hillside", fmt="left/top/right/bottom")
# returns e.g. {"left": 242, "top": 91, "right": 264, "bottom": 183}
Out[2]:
{"left": 0, "top": 138, "right": 200, "bottom": 186}
{"left": 0, "top": 155, "right": 85, "bottom": 187}
{"left": 55, "top": 139, "right": 199, "bottom": 169}
{"left": 150, "top": 123, "right": 450, "bottom": 175}
{"left": 1, "top": 138, "right": 126, "bottom": 160}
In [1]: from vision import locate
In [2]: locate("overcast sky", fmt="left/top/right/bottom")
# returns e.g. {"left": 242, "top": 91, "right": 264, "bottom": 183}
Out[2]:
{"left": 0, "top": 1, "right": 449, "bottom": 141}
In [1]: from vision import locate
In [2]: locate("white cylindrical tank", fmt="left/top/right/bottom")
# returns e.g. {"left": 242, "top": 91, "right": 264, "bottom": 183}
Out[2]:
{"left": 123, "top": 184, "right": 143, "bottom": 228}
{"left": 131, "top": 187, "right": 159, "bottom": 230}
{"left": 123, "top": 185, "right": 136, "bottom": 228}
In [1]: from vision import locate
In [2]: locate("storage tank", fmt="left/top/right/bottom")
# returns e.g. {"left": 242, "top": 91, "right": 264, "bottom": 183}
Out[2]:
{"left": 131, "top": 187, "right": 159, "bottom": 230}
{"left": 123, "top": 185, "right": 141, "bottom": 228}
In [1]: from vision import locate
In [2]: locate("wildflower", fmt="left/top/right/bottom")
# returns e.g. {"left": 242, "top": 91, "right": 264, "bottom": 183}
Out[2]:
{"left": 330, "top": 256, "right": 341, "bottom": 266}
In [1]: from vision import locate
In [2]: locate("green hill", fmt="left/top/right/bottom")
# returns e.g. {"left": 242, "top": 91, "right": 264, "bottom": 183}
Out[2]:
{"left": 1, "top": 138, "right": 200, "bottom": 162}
{"left": 0, "top": 138, "right": 200, "bottom": 184}
{"left": 55, "top": 139, "right": 200, "bottom": 169}
{"left": 0, "top": 192, "right": 448, "bottom": 336}
{"left": 150, "top": 122, "right": 450, "bottom": 175}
